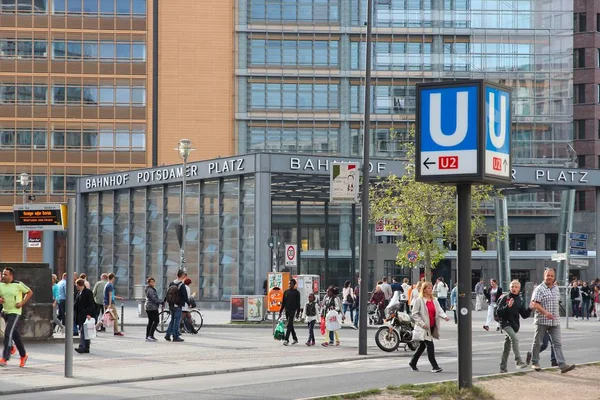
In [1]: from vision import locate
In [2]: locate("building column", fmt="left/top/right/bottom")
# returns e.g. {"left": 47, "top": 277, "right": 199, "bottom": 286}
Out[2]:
{"left": 254, "top": 171, "right": 271, "bottom": 295}
{"left": 42, "top": 231, "right": 55, "bottom": 271}
{"left": 494, "top": 197, "right": 511, "bottom": 292}
{"left": 596, "top": 187, "right": 600, "bottom": 280}
{"left": 557, "top": 189, "right": 576, "bottom": 285}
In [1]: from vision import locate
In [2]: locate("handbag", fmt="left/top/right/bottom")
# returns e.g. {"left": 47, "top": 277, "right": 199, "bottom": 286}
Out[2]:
{"left": 325, "top": 309, "right": 341, "bottom": 331}
{"left": 320, "top": 315, "right": 326, "bottom": 335}
{"left": 83, "top": 318, "right": 96, "bottom": 340}
{"left": 102, "top": 311, "right": 114, "bottom": 328}
{"left": 412, "top": 325, "right": 426, "bottom": 341}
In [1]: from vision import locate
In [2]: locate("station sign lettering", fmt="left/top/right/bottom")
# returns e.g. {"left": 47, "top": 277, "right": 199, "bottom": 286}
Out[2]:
{"left": 290, "top": 157, "right": 387, "bottom": 174}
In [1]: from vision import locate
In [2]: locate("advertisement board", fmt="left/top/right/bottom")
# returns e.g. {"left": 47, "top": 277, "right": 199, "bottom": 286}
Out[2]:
{"left": 230, "top": 296, "right": 247, "bottom": 321}
{"left": 330, "top": 162, "right": 359, "bottom": 203}
{"left": 247, "top": 296, "right": 266, "bottom": 321}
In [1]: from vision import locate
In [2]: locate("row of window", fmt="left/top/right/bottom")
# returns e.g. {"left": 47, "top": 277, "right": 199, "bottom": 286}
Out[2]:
{"left": 0, "top": 128, "right": 146, "bottom": 150}
{"left": 0, "top": 174, "right": 78, "bottom": 193}
{"left": 249, "top": 83, "right": 339, "bottom": 111}
{"left": 249, "top": 39, "right": 338, "bottom": 68}
{"left": 0, "top": 0, "right": 146, "bottom": 16}
{"left": 573, "top": 48, "right": 600, "bottom": 69}
{"left": 0, "top": 39, "right": 146, "bottom": 62}
{"left": 574, "top": 12, "right": 600, "bottom": 33}
{"left": 250, "top": 0, "right": 339, "bottom": 24}
{"left": 573, "top": 120, "right": 600, "bottom": 141}
{"left": 573, "top": 84, "right": 600, "bottom": 105}
{"left": 0, "top": 84, "right": 146, "bottom": 106}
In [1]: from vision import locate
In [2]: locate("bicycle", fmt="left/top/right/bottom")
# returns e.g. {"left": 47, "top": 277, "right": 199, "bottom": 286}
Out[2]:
{"left": 155, "top": 306, "right": 203, "bottom": 334}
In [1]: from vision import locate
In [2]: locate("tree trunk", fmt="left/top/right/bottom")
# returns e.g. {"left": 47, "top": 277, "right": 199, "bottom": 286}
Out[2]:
{"left": 424, "top": 248, "right": 432, "bottom": 282}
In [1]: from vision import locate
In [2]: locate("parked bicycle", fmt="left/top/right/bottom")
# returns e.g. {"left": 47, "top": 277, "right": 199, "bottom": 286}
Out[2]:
{"left": 155, "top": 305, "right": 204, "bottom": 334}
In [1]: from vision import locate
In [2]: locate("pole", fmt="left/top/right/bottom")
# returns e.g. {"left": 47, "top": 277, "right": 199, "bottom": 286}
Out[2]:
{"left": 65, "top": 197, "right": 76, "bottom": 378}
{"left": 358, "top": 0, "right": 373, "bottom": 356}
{"left": 457, "top": 184, "right": 472, "bottom": 388}
{"left": 121, "top": 303, "right": 125, "bottom": 332}
{"left": 565, "top": 231, "right": 569, "bottom": 329}
{"left": 180, "top": 158, "right": 187, "bottom": 272}
{"left": 22, "top": 191, "right": 27, "bottom": 262}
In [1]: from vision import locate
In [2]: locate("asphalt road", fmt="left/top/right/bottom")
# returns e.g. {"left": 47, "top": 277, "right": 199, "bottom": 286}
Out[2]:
{"left": 6, "top": 318, "right": 600, "bottom": 400}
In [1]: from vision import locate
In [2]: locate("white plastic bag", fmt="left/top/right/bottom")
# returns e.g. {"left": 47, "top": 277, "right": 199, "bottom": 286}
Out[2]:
{"left": 325, "top": 309, "right": 341, "bottom": 331}
{"left": 83, "top": 318, "right": 96, "bottom": 340}
{"left": 412, "top": 325, "right": 426, "bottom": 341}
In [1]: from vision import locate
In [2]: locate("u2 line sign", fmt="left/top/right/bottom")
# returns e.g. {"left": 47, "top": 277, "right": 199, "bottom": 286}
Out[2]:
{"left": 415, "top": 80, "right": 512, "bottom": 184}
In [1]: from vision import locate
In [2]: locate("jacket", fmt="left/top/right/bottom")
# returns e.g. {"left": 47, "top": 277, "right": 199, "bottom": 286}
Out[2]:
{"left": 75, "top": 287, "right": 96, "bottom": 327}
{"left": 369, "top": 291, "right": 385, "bottom": 308}
{"left": 321, "top": 295, "right": 341, "bottom": 316}
{"left": 496, "top": 292, "right": 530, "bottom": 333}
{"left": 570, "top": 287, "right": 581, "bottom": 301}
{"left": 484, "top": 286, "right": 503, "bottom": 304}
{"left": 167, "top": 280, "right": 189, "bottom": 309}
{"left": 145, "top": 286, "right": 162, "bottom": 311}
{"left": 92, "top": 280, "right": 107, "bottom": 305}
{"left": 581, "top": 286, "right": 591, "bottom": 301}
{"left": 302, "top": 300, "right": 321, "bottom": 323}
{"left": 450, "top": 286, "right": 458, "bottom": 308}
{"left": 433, "top": 282, "right": 449, "bottom": 299}
{"left": 411, "top": 297, "right": 448, "bottom": 341}
{"left": 280, "top": 288, "right": 301, "bottom": 316}
{"left": 342, "top": 287, "right": 355, "bottom": 305}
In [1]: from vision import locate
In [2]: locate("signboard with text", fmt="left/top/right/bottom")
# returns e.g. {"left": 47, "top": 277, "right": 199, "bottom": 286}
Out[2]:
{"left": 27, "top": 231, "right": 41, "bottom": 248}
{"left": 13, "top": 203, "right": 67, "bottom": 231}
{"left": 330, "top": 162, "right": 360, "bottom": 204}
{"left": 284, "top": 244, "right": 297, "bottom": 267}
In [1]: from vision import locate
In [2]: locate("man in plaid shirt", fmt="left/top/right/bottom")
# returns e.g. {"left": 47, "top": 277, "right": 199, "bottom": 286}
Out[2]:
{"left": 529, "top": 268, "right": 575, "bottom": 373}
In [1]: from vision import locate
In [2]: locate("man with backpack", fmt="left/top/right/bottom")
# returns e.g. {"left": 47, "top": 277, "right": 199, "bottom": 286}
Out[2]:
{"left": 164, "top": 270, "right": 189, "bottom": 342}
{"left": 496, "top": 280, "right": 531, "bottom": 373}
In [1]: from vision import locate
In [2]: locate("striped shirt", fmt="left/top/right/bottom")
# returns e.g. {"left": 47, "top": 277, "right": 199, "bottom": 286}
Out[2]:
{"left": 531, "top": 282, "right": 560, "bottom": 326}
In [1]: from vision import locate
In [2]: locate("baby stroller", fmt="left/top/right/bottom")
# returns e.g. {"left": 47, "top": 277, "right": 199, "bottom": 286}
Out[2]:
{"left": 367, "top": 303, "right": 380, "bottom": 325}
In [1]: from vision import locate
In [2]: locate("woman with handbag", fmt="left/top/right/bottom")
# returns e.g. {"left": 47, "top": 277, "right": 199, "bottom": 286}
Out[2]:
{"left": 409, "top": 281, "right": 449, "bottom": 373}
{"left": 321, "top": 287, "right": 342, "bottom": 347}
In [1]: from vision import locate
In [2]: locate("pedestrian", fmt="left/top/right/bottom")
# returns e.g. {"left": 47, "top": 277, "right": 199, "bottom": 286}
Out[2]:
{"left": 594, "top": 285, "right": 600, "bottom": 321}
{"left": 529, "top": 268, "right": 575, "bottom": 373}
{"left": 92, "top": 273, "right": 108, "bottom": 326}
{"left": 145, "top": 277, "right": 161, "bottom": 342}
{"left": 581, "top": 281, "right": 591, "bottom": 321}
{"left": 380, "top": 277, "right": 393, "bottom": 307}
{"left": 408, "top": 281, "right": 449, "bottom": 373}
{"left": 181, "top": 277, "right": 197, "bottom": 333}
{"left": 74, "top": 278, "right": 95, "bottom": 354}
{"left": 79, "top": 273, "right": 91, "bottom": 289}
{"left": 474, "top": 278, "right": 485, "bottom": 311}
{"left": 279, "top": 278, "right": 301, "bottom": 346}
{"left": 0, "top": 267, "right": 33, "bottom": 367}
{"left": 411, "top": 281, "right": 422, "bottom": 311}
{"left": 369, "top": 285, "right": 386, "bottom": 324}
{"left": 302, "top": 293, "right": 320, "bottom": 346}
{"left": 483, "top": 279, "right": 502, "bottom": 331}
{"left": 72, "top": 272, "right": 80, "bottom": 336}
{"left": 95, "top": 273, "right": 124, "bottom": 336}
{"left": 433, "top": 278, "right": 449, "bottom": 311}
{"left": 353, "top": 279, "right": 360, "bottom": 329}
{"left": 164, "top": 270, "right": 189, "bottom": 342}
{"left": 341, "top": 280, "right": 355, "bottom": 325}
{"left": 570, "top": 281, "right": 581, "bottom": 320}
{"left": 526, "top": 331, "right": 557, "bottom": 367}
{"left": 496, "top": 280, "right": 531, "bottom": 373}
{"left": 56, "top": 273, "right": 67, "bottom": 326}
{"left": 51, "top": 274, "right": 64, "bottom": 332}
{"left": 401, "top": 278, "right": 411, "bottom": 294}
{"left": 450, "top": 283, "right": 458, "bottom": 324}
{"left": 321, "top": 286, "right": 342, "bottom": 347}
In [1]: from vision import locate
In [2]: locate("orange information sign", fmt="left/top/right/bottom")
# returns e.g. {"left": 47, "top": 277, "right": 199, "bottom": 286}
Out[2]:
{"left": 268, "top": 287, "right": 284, "bottom": 312}
{"left": 267, "top": 272, "right": 290, "bottom": 312}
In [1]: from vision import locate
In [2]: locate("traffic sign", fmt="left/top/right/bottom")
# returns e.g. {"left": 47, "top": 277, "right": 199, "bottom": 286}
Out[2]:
{"left": 569, "top": 232, "right": 588, "bottom": 241}
{"left": 484, "top": 86, "right": 511, "bottom": 179}
{"left": 407, "top": 250, "right": 418, "bottom": 263}
{"left": 551, "top": 253, "right": 567, "bottom": 261}
{"left": 284, "top": 244, "right": 297, "bottom": 267}
{"left": 415, "top": 80, "right": 512, "bottom": 184}
{"left": 569, "top": 258, "right": 589, "bottom": 267}
{"left": 570, "top": 240, "right": 587, "bottom": 249}
{"left": 569, "top": 248, "right": 588, "bottom": 256}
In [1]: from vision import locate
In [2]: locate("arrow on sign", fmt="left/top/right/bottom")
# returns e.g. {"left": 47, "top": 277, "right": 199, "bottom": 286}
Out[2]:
{"left": 423, "top": 157, "right": 436, "bottom": 169}
{"left": 503, "top": 159, "right": 508, "bottom": 172}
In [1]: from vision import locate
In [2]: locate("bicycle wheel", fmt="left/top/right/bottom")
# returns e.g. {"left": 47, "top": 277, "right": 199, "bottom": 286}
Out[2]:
{"left": 156, "top": 310, "right": 171, "bottom": 333}
{"left": 189, "top": 309, "right": 204, "bottom": 332}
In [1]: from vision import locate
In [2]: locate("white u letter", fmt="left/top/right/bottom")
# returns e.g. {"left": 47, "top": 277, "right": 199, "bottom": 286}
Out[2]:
{"left": 429, "top": 91, "right": 469, "bottom": 147}
{"left": 488, "top": 92, "right": 507, "bottom": 149}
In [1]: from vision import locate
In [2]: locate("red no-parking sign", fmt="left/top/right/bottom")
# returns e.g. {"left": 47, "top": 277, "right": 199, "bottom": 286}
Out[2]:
{"left": 285, "top": 244, "right": 297, "bottom": 267}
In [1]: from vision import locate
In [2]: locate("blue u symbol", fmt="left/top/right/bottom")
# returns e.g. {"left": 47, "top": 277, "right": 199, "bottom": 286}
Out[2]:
{"left": 429, "top": 91, "right": 469, "bottom": 147}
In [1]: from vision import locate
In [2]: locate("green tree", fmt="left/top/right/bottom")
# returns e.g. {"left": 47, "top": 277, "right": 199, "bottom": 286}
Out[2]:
{"left": 370, "top": 129, "right": 499, "bottom": 282}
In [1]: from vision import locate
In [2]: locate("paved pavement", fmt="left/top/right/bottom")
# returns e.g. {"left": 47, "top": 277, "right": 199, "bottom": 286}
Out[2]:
{"left": 2, "top": 311, "right": 599, "bottom": 399}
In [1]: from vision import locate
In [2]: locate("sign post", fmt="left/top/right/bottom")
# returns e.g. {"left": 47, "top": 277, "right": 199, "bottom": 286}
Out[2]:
{"left": 566, "top": 232, "right": 588, "bottom": 328}
{"left": 330, "top": 162, "right": 360, "bottom": 204}
{"left": 416, "top": 80, "right": 512, "bottom": 389}
{"left": 284, "top": 244, "right": 297, "bottom": 269}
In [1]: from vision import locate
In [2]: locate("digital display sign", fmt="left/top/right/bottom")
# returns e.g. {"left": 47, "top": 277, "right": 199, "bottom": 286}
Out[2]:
{"left": 13, "top": 204, "right": 67, "bottom": 231}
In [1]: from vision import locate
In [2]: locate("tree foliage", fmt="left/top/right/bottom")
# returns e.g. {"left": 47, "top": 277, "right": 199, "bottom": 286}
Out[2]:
{"left": 370, "top": 129, "right": 500, "bottom": 281}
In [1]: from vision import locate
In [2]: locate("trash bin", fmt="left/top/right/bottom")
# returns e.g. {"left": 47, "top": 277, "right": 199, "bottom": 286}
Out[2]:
{"left": 134, "top": 285, "right": 147, "bottom": 318}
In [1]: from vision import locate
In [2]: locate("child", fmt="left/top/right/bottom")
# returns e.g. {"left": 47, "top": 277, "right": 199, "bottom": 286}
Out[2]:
{"left": 450, "top": 283, "right": 458, "bottom": 324}
{"left": 302, "top": 293, "right": 320, "bottom": 346}
{"left": 322, "top": 287, "right": 342, "bottom": 347}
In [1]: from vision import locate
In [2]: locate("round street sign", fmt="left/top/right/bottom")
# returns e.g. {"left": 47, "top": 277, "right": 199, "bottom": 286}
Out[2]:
{"left": 285, "top": 244, "right": 297, "bottom": 267}
{"left": 407, "top": 250, "right": 418, "bottom": 263}
{"left": 287, "top": 245, "right": 295, "bottom": 261}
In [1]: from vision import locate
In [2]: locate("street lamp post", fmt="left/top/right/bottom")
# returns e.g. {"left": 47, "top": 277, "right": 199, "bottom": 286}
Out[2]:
{"left": 19, "top": 173, "right": 30, "bottom": 262}
{"left": 175, "top": 139, "right": 195, "bottom": 272}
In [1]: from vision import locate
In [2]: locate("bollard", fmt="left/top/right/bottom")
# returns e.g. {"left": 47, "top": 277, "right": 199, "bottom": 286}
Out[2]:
{"left": 121, "top": 303, "right": 124, "bottom": 332}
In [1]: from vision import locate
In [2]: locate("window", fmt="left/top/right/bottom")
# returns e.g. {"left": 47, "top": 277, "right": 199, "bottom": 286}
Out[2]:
{"left": 544, "top": 233, "right": 558, "bottom": 250}
{"left": 52, "top": 40, "right": 145, "bottom": 62}
{"left": 249, "top": 82, "right": 338, "bottom": 111}
{"left": 0, "top": 84, "right": 47, "bottom": 104}
{"left": 0, "top": 129, "right": 15, "bottom": 148}
{"left": 509, "top": 234, "right": 536, "bottom": 251}
{"left": 52, "top": 128, "right": 145, "bottom": 151}
{"left": 598, "top": 84, "right": 600, "bottom": 104}
{"left": 249, "top": 39, "right": 339, "bottom": 68}
{"left": 248, "top": 127, "right": 339, "bottom": 153}
{"left": 574, "top": 48, "right": 585, "bottom": 68}
{"left": 50, "top": 175, "right": 64, "bottom": 193}
{"left": 0, "top": 0, "right": 47, "bottom": 13}
{"left": 598, "top": 49, "right": 600, "bottom": 68}
{"left": 575, "top": 12, "right": 586, "bottom": 32}
{"left": 0, "top": 39, "right": 47, "bottom": 59}
{"left": 574, "top": 84, "right": 585, "bottom": 104}
{"left": 52, "top": 0, "right": 144, "bottom": 16}
{"left": 576, "top": 191, "right": 586, "bottom": 211}
{"left": 597, "top": 13, "right": 600, "bottom": 32}
{"left": 0, "top": 174, "right": 15, "bottom": 192}
{"left": 83, "top": 0, "right": 97, "bottom": 13}
{"left": 578, "top": 155, "right": 586, "bottom": 168}
{"left": 249, "top": 0, "right": 339, "bottom": 23}
{"left": 575, "top": 120, "right": 586, "bottom": 139}
{"left": 598, "top": 120, "right": 600, "bottom": 139}
{"left": 384, "top": 260, "right": 411, "bottom": 282}
{"left": 0, "top": 128, "right": 46, "bottom": 149}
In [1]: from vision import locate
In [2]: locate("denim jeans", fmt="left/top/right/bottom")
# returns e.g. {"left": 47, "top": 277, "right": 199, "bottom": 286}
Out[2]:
{"left": 581, "top": 299, "right": 591, "bottom": 319}
{"left": 540, "top": 331, "right": 556, "bottom": 364}
{"left": 571, "top": 300, "right": 580, "bottom": 318}
{"left": 353, "top": 307, "right": 359, "bottom": 328}
{"left": 307, "top": 320, "right": 315, "bottom": 343}
{"left": 166, "top": 307, "right": 182, "bottom": 339}
{"left": 342, "top": 303, "right": 354, "bottom": 322}
{"left": 79, "top": 323, "right": 90, "bottom": 350}
{"left": 532, "top": 325, "right": 562, "bottom": 366}
{"left": 500, "top": 326, "right": 523, "bottom": 369}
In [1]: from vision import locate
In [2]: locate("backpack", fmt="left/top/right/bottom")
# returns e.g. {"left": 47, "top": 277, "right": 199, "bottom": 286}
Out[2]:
{"left": 346, "top": 291, "right": 353, "bottom": 304}
{"left": 166, "top": 282, "right": 181, "bottom": 306}
{"left": 306, "top": 301, "right": 316, "bottom": 317}
{"left": 493, "top": 294, "right": 507, "bottom": 322}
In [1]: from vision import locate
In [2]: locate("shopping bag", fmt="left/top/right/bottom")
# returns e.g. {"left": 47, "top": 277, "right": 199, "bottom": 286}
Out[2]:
{"left": 274, "top": 320, "right": 285, "bottom": 341}
{"left": 325, "top": 309, "right": 341, "bottom": 331}
{"left": 83, "top": 318, "right": 96, "bottom": 340}
{"left": 412, "top": 325, "right": 426, "bottom": 341}
{"left": 320, "top": 316, "right": 326, "bottom": 335}
{"left": 102, "top": 311, "right": 114, "bottom": 328}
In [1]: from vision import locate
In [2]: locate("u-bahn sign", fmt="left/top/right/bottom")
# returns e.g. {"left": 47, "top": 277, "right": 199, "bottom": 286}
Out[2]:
{"left": 415, "top": 80, "right": 512, "bottom": 184}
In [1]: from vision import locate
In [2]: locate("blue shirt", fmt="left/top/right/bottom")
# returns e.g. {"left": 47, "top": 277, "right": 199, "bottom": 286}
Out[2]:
{"left": 56, "top": 279, "right": 67, "bottom": 301}
{"left": 103, "top": 282, "right": 115, "bottom": 306}
{"left": 451, "top": 286, "right": 458, "bottom": 307}
{"left": 52, "top": 283, "right": 59, "bottom": 301}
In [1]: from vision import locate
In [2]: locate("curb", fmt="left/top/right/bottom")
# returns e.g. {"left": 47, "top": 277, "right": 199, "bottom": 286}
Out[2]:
{"left": 0, "top": 352, "right": 408, "bottom": 396}
{"left": 121, "top": 322, "right": 382, "bottom": 330}
{"left": 297, "top": 360, "right": 600, "bottom": 400}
